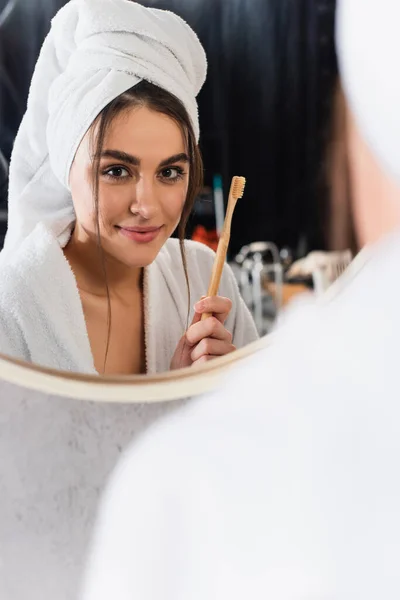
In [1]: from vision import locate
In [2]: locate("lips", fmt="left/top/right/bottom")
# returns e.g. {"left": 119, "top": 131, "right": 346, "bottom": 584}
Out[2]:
{"left": 117, "top": 225, "right": 163, "bottom": 244}
{"left": 120, "top": 226, "right": 160, "bottom": 232}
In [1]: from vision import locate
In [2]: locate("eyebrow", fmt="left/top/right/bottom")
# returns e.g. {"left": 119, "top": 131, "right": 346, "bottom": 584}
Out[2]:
{"left": 99, "top": 150, "right": 190, "bottom": 168}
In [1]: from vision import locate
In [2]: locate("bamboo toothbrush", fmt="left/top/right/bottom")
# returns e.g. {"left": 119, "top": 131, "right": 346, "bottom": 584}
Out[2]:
{"left": 201, "top": 176, "right": 246, "bottom": 321}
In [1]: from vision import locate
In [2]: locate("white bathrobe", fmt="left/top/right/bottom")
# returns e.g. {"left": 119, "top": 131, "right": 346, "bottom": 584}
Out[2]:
{"left": 80, "top": 229, "right": 400, "bottom": 600}
{"left": 0, "top": 221, "right": 258, "bottom": 373}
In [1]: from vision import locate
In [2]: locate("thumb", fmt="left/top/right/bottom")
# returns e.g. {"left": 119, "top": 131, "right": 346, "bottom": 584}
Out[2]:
{"left": 189, "top": 295, "right": 206, "bottom": 328}
{"left": 190, "top": 309, "right": 202, "bottom": 328}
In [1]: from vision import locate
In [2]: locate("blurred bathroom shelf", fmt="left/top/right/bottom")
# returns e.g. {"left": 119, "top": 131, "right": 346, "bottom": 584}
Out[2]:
{"left": 264, "top": 281, "right": 310, "bottom": 307}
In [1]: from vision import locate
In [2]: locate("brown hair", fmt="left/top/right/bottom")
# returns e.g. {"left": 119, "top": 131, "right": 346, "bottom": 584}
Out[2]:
{"left": 90, "top": 81, "right": 204, "bottom": 372}
{"left": 325, "top": 81, "right": 357, "bottom": 254}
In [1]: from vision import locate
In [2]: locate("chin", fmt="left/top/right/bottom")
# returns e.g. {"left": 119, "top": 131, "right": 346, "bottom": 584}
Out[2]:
{"left": 100, "top": 229, "right": 171, "bottom": 268}
{"left": 114, "top": 244, "right": 162, "bottom": 269}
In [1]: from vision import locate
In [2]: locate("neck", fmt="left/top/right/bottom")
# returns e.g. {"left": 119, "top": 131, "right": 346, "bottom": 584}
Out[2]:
{"left": 348, "top": 108, "right": 400, "bottom": 248}
{"left": 64, "top": 225, "right": 142, "bottom": 297}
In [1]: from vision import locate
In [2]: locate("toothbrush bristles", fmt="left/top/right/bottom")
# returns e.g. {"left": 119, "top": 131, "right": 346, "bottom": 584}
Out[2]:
{"left": 232, "top": 176, "right": 246, "bottom": 199}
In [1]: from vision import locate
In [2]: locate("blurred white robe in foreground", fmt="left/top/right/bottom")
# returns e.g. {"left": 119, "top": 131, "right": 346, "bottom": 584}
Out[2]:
{"left": 81, "top": 230, "right": 400, "bottom": 600}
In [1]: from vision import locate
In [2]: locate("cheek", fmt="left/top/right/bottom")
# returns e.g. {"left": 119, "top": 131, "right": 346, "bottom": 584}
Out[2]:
{"left": 162, "top": 183, "right": 188, "bottom": 222}
{"left": 69, "top": 166, "right": 96, "bottom": 225}
{"left": 70, "top": 170, "right": 130, "bottom": 230}
{"left": 97, "top": 183, "right": 133, "bottom": 225}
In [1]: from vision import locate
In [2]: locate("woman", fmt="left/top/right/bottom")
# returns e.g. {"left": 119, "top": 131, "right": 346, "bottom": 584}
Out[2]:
{"left": 0, "top": 0, "right": 257, "bottom": 375}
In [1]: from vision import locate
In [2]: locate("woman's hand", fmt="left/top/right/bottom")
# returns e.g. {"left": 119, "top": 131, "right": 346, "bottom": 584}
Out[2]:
{"left": 170, "top": 296, "right": 236, "bottom": 370}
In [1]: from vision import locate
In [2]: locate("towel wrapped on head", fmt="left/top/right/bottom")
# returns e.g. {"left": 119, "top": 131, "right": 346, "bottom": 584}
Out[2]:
{"left": 5, "top": 0, "right": 207, "bottom": 253}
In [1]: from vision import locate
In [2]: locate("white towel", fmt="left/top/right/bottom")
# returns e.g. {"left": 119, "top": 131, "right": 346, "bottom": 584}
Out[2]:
{"left": 336, "top": 0, "right": 400, "bottom": 184}
{"left": 5, "top": 0, "right": 207, "bottom": 253}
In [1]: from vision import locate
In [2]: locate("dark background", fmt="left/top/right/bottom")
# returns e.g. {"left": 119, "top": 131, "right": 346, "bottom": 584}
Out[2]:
{"left": 0, "top": 0, "right": 338, "bottom": 256}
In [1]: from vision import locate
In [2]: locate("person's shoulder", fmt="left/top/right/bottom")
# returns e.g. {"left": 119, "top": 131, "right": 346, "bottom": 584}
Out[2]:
{"left": 0, "top": 222, "right": 64, "bottom": 304}
{"left": 0, "top": 251, "right": 30, "bottom": 304}
{"left": 1, "top": 222, "right": 59, "bottom": 268}
{"left": 184, "top": 239, "right": 217, "bottom": 260}
{"left": 162, "top": 237, "right": 216, "bottom": 267}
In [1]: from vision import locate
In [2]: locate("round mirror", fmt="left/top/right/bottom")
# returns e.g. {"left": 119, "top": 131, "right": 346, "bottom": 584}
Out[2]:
{"left": 0, "top": 334, "right": 269, "bottom": 402}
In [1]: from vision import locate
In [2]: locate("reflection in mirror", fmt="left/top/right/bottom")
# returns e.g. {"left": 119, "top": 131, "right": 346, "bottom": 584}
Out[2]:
{"left": 0, "top": 0, "right": 351, "bottom": 381}
{"left": 0, "top": 0, "right": 259, "bottom": 376}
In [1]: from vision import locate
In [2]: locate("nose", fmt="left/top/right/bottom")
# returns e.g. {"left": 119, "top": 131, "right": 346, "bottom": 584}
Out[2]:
{"left": 130, "top": 176, "right": 159, "bottom": 220}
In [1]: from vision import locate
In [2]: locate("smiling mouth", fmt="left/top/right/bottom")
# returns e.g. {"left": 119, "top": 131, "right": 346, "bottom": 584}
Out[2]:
{"left": 116, "top": 225, "right": 163, "bottom": 243}
{"left": 118, "top": 226, "right": 162, "bottom": 232}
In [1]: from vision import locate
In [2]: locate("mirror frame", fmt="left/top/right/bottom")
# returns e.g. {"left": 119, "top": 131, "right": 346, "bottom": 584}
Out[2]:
{"left": 0, "top": 335, "right": 271, "bottom": 403}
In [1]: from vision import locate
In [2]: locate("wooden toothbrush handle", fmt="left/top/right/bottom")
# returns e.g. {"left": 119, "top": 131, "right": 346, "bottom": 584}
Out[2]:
{"left": 200, "top": 175, "right": 244, "bottom": 321}
{"left": 201, "top": 235, "right": 230, "bottom": 321}
{"left": 200, "top": 176, "right": 245, "bottom": 321}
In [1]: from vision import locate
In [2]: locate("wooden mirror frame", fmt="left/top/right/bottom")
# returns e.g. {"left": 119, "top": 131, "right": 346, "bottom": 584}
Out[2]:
{"left": 0, "top": 336, "right": 270, "bottom": 402}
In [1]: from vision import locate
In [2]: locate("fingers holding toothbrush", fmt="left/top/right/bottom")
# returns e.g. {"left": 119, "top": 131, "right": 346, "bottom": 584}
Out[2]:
{"left": 170, "top": 296, "right": 236, "bottom": 370}
{"left": 170, "top": 175, "right": 245, "bottom": 368}
{"left": 194, "top": 295, "right": 232, "bottom": 324}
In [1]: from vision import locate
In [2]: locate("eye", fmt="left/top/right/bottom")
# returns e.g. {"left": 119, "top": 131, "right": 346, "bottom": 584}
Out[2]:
{"left": 103, "top": 166, "right": 130, "bottom": 180}
{"left": 159, "top": 166, "right": 186, "bottom": 183}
